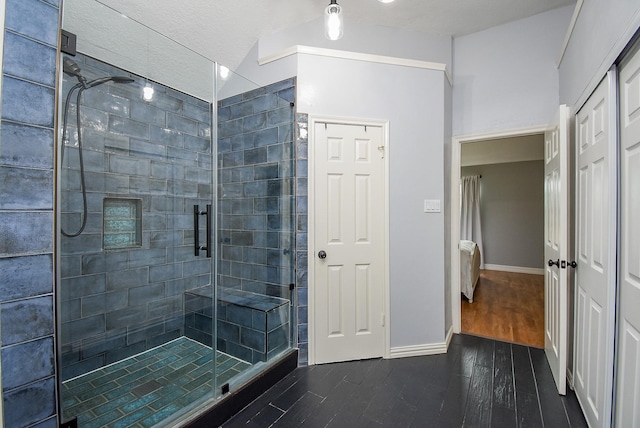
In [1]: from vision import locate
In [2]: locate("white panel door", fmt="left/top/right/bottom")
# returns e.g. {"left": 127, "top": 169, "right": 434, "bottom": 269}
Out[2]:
{"left": 574, "top": 72, "right": 617, "bottom": 428}
{"left": 615, "top": 41, "right": 640, "bottom": 428}
{"left": 544, "top": 105, "right": 570, "bottom": 395}
{"left": 312, "top": 122, "right": 386, "bottom": 364}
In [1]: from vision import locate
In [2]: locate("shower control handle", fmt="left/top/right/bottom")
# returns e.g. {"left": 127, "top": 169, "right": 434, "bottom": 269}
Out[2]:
{"left": 318, "top": 250, "right": 327, "bottom": 259}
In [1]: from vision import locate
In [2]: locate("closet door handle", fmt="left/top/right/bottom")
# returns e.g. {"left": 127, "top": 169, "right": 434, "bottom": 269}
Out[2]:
{"left": 194, "top": 204, "right": 212, "bottom": 258}
{"left": 548, "top": 259, "right": 560, "bottom": 268}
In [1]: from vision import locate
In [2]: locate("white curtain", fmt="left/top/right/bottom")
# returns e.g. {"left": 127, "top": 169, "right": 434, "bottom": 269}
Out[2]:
{"left": 461, "top": 175, "right": 484, "bottom": 269}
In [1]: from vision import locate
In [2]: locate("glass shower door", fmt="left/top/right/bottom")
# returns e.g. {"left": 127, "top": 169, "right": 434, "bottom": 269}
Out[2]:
{"left": 57, "top": 49, "right": 219, "bottom": 426}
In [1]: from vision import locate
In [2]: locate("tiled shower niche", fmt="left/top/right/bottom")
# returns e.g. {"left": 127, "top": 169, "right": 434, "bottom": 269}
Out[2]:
{"left": 103, "top": 198, "right": 142, "bottom": 249}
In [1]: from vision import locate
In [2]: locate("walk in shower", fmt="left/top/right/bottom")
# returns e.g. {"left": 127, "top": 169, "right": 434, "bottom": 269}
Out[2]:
{"left": 57, "top": 2, "right": 296, "bottom": 426}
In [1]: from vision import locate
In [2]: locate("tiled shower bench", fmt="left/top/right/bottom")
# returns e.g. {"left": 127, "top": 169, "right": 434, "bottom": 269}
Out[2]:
{"left": 185, "top": 287, "right": 290, "bottom": 364}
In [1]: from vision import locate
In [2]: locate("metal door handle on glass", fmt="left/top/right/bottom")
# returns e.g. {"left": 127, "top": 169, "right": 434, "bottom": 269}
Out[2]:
{"left": 194, "top": 204, "right": 212, "bottom": 257}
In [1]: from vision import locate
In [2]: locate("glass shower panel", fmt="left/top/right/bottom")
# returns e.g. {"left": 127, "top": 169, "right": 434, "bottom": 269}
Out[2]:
{"left": 216, "top": 72, "right": 296, "bottom": 388}
{"left": 57, "top": 53, "right": 218, "bottom": 427}
{"left": 58, "top": 2, "right": 220, "bottom": 426}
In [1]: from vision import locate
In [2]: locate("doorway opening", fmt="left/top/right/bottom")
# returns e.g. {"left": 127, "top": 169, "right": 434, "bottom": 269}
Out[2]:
{"left": 451, "top": 128, "right": 546, "bottom": 348}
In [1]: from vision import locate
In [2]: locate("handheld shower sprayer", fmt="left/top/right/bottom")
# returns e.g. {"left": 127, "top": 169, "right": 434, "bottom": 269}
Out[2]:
{"left": 60, "top": 56, "right": 134, "bottom": 237}
{"left": 63, "top": 57, "right": 135, "bottom": 89}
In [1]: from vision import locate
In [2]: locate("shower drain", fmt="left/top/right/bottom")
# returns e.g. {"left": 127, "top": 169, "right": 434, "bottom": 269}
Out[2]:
{"left": 131, "top": 380, "right": 164, "bottom": 398}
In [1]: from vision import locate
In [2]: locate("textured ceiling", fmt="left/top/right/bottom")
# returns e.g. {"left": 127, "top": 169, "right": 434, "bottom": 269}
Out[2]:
{"left": 88, "top": 0, "right": 575, "bottom": 70}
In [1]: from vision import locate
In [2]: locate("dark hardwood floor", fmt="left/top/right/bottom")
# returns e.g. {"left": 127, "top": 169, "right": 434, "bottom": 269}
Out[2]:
{"left": 462, "top": 270, "right": 545, "bottom": 348}
{"left": 221, "top": 334, "right": 586, "bottom": 428}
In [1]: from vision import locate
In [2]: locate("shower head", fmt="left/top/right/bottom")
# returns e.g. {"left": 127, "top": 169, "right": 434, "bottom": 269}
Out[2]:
{"left": 63, "top": 57, "right": 87, "bottom": 87}
{"left": 86, "top": 75, "right": 135, "bottom": 88}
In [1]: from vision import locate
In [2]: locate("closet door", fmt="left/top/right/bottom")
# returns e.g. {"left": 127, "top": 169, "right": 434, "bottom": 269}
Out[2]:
{"left": 573, "top": 71, "right": 617, "bottom": 428}
{"left": 615, "top": 41, "right": 640, "bottom": 427}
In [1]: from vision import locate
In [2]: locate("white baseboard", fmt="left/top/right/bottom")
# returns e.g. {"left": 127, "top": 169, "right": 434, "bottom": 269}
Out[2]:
{"left": 390, "top": 335, "right": 450, "bottom": 359}
{"left": 484, "top": 264, "right": 544, "bottom": 276}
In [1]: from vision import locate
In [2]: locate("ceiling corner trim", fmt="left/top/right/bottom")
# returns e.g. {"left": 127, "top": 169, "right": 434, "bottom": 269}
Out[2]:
{"left": 557, "top": 0, "right": 584, "bottom": 67}
{"left": 258, "top": 45, "right": 453, "bottom": 85}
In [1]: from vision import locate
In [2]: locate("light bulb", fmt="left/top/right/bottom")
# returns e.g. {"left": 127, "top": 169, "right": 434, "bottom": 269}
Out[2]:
{"left": 143, "top": 83, "right": 154, "bottom": 101}
{"left": 324, "top": 1, "right": 343, "bottom": 41}
{"left": 219, "top": 65, "right": 230, "bottom": 80}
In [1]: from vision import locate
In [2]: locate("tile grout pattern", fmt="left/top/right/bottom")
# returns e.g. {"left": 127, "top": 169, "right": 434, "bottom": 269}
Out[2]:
{"left": 61, "top": 337, "right": 250, "bottom": 428}
{"left": 0, "top": 0, "right": 61, "bottom": 426}
{"left": 223, "top": 334, "right": 588, "bottom": 428}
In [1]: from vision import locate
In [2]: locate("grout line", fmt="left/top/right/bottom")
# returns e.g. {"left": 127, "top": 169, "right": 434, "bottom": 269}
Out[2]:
{"left": 490, "top": 341, "right": 495, "bottom": 425}
{"left": 269, "top": 402, "right": 286, "bottom": 413}
{"left": 510, "top": 343, "right": 519, "bottom": 426}
{"left": 528, "top": 346, "right": 545, "bottom": 428}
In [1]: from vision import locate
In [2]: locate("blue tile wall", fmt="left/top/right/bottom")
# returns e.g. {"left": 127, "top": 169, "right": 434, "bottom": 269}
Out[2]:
{"left": 58, "top": 53, "right": 214, "bottom": 381}
{"left": 217, "top": 79, "right": 302, "bottom": 364}
{"left": 0, "top": 0, "right": 60, "bottom": 425}
{"left": 185, "top": 287, "right": 289, "bottom": 364}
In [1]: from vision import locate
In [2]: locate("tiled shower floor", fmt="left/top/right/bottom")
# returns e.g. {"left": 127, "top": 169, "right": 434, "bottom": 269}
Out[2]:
{"left": 61, "top": 337, "right": 251, "bottom": 428}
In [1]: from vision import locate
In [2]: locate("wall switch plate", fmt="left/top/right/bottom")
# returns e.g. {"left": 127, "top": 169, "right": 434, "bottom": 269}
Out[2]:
{"left": 424, "top": 199, "right": 441, "bottom": 213}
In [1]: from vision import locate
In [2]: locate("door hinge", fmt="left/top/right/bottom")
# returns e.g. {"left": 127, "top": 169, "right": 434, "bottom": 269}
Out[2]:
{"left": 378, "top": 145, "right": 385, "bottom": 159}
{"left": 381, "top": 313, "right": 385, "bottom": 327}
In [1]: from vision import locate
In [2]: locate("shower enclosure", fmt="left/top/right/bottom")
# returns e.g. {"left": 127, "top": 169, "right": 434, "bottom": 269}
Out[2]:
{"left": 57, "top": 2, "right": 296, "bottom": 426}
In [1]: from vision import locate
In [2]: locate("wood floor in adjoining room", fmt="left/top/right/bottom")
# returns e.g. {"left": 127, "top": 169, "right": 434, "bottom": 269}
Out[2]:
{"left": 462, "top": 270, "right": 544, "bottom": 348}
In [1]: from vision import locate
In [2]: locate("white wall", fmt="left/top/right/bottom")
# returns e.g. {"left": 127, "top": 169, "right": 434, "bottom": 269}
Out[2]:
{"left": 452, "top": 6, "right": 574, "bottom": 136}
{"left": 559, "top": 0, "right": 640, "bottom": 109}
{"left": 443, "top": 77, "right": 453, "bottom": 336}
{"left": 297, "top": 54, "right": 450, "bottom": 348}
{"left": 234, "top": 42, "right": 299, "bottom": 90}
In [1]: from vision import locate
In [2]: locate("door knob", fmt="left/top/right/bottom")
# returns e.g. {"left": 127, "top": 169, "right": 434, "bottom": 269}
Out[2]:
{"left": 318, "top": 250, "right": 327, "bottom": 259}
{"left": 548, "top": 259, "right": 559, "bottom": 268}
{"left": 568, "top": 260, "right": 577, "bottom": 268}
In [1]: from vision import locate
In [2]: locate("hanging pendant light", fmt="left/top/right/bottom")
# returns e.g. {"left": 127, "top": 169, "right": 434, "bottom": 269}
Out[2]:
{"left": 324, "top": 0, "right": 343, "bottom": 41}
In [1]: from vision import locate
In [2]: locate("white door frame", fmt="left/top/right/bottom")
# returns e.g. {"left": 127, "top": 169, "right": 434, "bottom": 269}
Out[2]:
{"left": 307, "top": 115, "right": 391, "bottom": 365}
{"left": 450, "top": 125, "right": 547, "bottom": 334}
